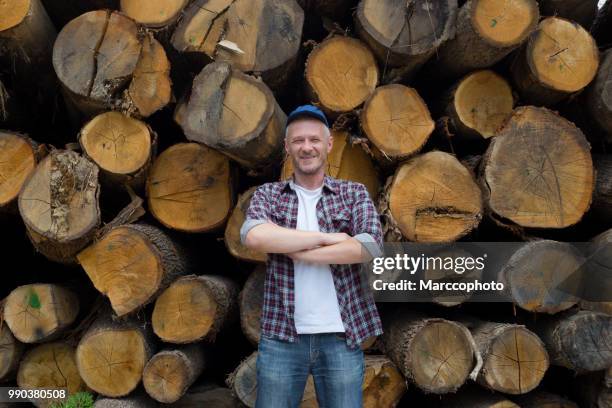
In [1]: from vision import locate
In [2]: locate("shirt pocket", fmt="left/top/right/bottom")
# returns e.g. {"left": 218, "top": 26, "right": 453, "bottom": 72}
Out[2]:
{"left": 331, "top": 208, "right": 352, "bottom": 234}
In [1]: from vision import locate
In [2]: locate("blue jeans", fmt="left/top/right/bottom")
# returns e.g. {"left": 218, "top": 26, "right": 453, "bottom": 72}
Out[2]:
{"left": 255, "top": 333, "right": 364, "bottom": 408}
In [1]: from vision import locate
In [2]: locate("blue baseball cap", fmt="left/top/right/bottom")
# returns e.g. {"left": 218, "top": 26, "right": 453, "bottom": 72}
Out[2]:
{"left": 286, "top": 105, "right": 329, "bottom": 129}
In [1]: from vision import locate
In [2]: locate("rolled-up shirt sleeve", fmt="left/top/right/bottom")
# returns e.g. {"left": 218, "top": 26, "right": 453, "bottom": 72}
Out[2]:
{"left": 239, "top": 185, "right": 272, "bottom": 245}
{"left": 350, "top": 183, "right": 383, "bottom": 258}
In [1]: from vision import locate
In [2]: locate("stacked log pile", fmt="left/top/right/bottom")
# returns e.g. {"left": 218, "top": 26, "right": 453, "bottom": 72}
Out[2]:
{"left": 0, "top": 0, "right": 611, "bottom": 407}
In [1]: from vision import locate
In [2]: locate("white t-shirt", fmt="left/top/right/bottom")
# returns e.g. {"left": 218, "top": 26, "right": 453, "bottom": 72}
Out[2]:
{"left": 292, "top": 183, "right": 345, "bottom": 334}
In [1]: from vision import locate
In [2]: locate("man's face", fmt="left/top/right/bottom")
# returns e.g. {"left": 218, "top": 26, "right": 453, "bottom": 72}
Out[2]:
{"left": 285, "top": 118, "right": 333, "bottom": 176}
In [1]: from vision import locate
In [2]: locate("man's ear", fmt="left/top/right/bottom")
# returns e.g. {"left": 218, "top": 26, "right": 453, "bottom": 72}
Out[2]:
{"left": 327, "top": 133, "right": 333, "bottom": 154}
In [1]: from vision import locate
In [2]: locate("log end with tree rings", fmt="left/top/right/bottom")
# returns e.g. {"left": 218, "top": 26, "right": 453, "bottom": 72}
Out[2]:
{"left": 79, "top": 111, "right": 153, "bottom": 185}
{"left": 305, "top": 36, "right": 378, "bottom": 114}
{"left": 18, "top": 150, "right": 101, "bottom": 264}
{"left": 3, "top": 284, "right": 79, "bottom": 344}
{"left": 470, "top": 0, "right": 539, "bottom": 48}
{"left": 0, "top": 131, "right": 37, "bottom": 209}
{"left": 361, "top": 355, "right": 407, "bottom": 407}
{"left": 501, "top": 241, "right": 582, "bottom": 314}
{"left": 78, "top": 224, "right": 188, "bottom": 317}
{"left": 281, "top": 129, "right": 380, "bottom": 200}
{"left": 17, "top": 342, "right": 87, "bottom": 408}
{"left": 0, "top": 0, "right": 30, "bottom": 31}
{"left": 174, "top": 63, "right": 285, "bottom": 170}
{"left": 225, "top": 187, "right": 267, "bottom": 263}
{"left": 449, "top": 70, "right": 514, "bottom": 138}
{"left": 152, "top": 275, "right": 238, "bottom": 344}
{"left": 146, "top": 143, "right": 232, "bottom": 233}
{"left": 383, "top": 151, "right": 483, "bottom": 242}
{"left": 120, "top": 0, "right": 189, "bottom": 27}
{"left": 361, "top": 84, "right": 434, "bottom": 161}
{"left": 483, "top": 106, "right": 594, "bottom": 229}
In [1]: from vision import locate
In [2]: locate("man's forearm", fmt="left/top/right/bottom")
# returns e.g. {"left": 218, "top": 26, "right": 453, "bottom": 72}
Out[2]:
{"left": 289, "top": 238, "right": 371, "bottom": 265}
{"left": 244, "top": 223, "right": 325, "bottom": 254}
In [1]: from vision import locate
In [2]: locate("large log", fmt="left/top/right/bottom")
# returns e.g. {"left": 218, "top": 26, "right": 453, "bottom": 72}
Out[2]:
{"left": 152, "top": 274, "right": 238, "bottom": 343}
{"left": 79, "top": 111, "right": 157, "bottom": 191}
{"left": 146, "top": 143, "right": 232, "bottom": 232}
{"left": 510, "top": 17, "right": 599, "bottom": 106}
{"left": 538, "top": 0, "right": 598, "bottom": 29}
{"left": 171, "top": 0, "right": 304, "bottom": 90}
{"left": 431, "top": 0, "right": 539, "bottom": 79}
{"left": 380, "top": 150, "right": 483, "bottom": 242}
{"left": 18, "top": 149, "right": 101, "bottom": 264}
{"left": 17, "top": 342, "right": 87, "bottom": 408}
{"left": 482, "top": 106, "right": 594, "bottom": 230}
{"left": 3, "top": 283, "right": 79, "bottom": 343}
{"left": 382, "top": 311, "right": 479, "bottom": 394}
{"left": 444, "top": 70, "right": 514, "bottom": 139}
{"left": 354, "top": 0, "right": 457, "bottom": 83}
{"left": 280, "top": 129, "right": 380, "bottom": 199}
{"left": 224, "top": 187, "right": 267, "bottom": 263}
{"left": 120, "top": 0, "right": 188, "bottom": 28}
{"left": 360, "top": 84, "right": 435, "bottom": 163}
{"left": 0, "top": 323, "right": 23, "bottom": 382}
{"left": 77, "top": 223, "right": 188, "bottom": 316}
{"left": 500, "top": 241, "right": 582, "bottom": 314}
{"left": 0, "top": 131, "right": 39, "bottom": 212}
{"left": 530, "top": 310, "right": 612, "bottom": 372}
{"left": 586, "top": 49, "right": 612, "bottom": 144}
{"left": 142, "top": 345, "right": 206, "bottom": 403}
{"left": 175, "top": 63, "right": 286, "bottom": 171}
{"left": 305, "top": 36, "right": 378, "bottom": 114}
{"left": 76, "top": 312, "right": 156, "bottom": 397}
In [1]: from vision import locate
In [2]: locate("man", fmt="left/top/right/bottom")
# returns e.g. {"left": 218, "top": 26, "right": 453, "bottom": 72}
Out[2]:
{"left": 240, "top": 105, "right": 383, "bottom": 408}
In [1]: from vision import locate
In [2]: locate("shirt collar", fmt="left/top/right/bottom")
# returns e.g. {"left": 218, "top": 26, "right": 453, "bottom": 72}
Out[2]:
{"left": 281, "top": 175, "right": 338, "bottom": 195}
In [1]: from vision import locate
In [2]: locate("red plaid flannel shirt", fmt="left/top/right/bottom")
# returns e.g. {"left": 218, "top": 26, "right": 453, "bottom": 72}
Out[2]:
{"left": 242, "top": 176, "right": 383, "bottom": 348}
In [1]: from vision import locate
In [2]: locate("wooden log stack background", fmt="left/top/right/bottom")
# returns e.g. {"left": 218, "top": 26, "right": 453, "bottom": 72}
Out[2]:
{"left": 0, "top": 0, "right": 611, "bottom": 406}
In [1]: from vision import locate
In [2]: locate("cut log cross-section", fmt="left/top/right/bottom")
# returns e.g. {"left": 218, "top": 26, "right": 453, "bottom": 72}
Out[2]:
{"left": 175, "top": 63, "right": 286, "bottom": 171}
{"left": 76, "top": 313, "right": 155, "bottom": 397}
{"left": 0, "top": 323, "right": 23, "bottom": 382}
{"left": 511, "top": 17, "right": 599, "bottom": 106}
{"left": 305, "top": 36, "right": 378, "bottom": 114}
{"left": 3, "top": 284, "right": 79, "bottom": 344}
{"left": 146, "top": 143, "right": 232, "bottom": 232}
{"left": 225, "top": 188, "right": 267, "bottom": 263}
{"left": 0, "top": 131, "right": 39, "bottom": 212}
{"left": 445, "top": 70, "right": 514, "bottom": 139}
{"left": 121, "top": 0, "right": 189, "bottom": 28}
{"left": 381, "top": 151, "right": 483, "bottom": 242}
{"left": 432, "top": 0, "right": 539, "bottom": 79}
{"left": 354, "top": 0, "right": 457, "bottom": 83}
{"left": 586, "top": 49, "right": 612, "bottom": 143}
{"left": 483, "top": 106, "right": 594, "bottom": 229}
{"left": 142, "top": 345, "right": 206, "bottom": 403}
{"left": 17, "top": 342, "right": 87, "bottom": 408}
{"left": 360, "top": 84, "right": 435, "bottom": 162}
{"left": 80, "top": 111, "right": 156, "bottom": 191}
{"left": 77, "top": 223, "right": 188, "bottom": 317}
{"left": 18, "top": 150, "right": 101, "bottom": 264}
{"left": 152, "top": 274, "right": 238, "bottom": 343}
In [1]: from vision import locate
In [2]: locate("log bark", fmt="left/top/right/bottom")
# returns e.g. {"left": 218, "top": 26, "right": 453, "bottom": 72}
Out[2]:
{"left": 500, "top": 240, "right": 582, "bottom": 314}
{"left": 53, "top": 11, "right": 171, "bottom": 119}
{"left": 380, "top": 150, "right": 483, "bottom": 242}
{"left": 586, "top": 49, "right": 612, "bottom": 144}
{"left": 76, "top": 312, "right": 156, "bottom": 397}
{"left": 0, "top": 323, "right": 23, "bottom": 382}
{"left": 530, "top": 310, "right": 612, "bottom": 372}
{"left": 381, "top": 311, "right": 480, "bottom": 394}
{"left": 171, "top": 384, "right": 242, "bottom": 408}
{"left": 360, "top": 84, "right": 434, "bottom": 162}
{"left": 305, "top": 36, "right": 378, "bottom": 114}
{"left": 146, "top": 143, "right": 233, "bottom": 232}
{"left": 512, "top": 391, "right": 578, "bottom": 408}
{"left": 171, "top": 0, "right": 304, "bottom": 91}
{"left": 77, "top": 223, "right": 189, "bottom": 317}
{"left": 354, "top": 0, "right": 457, "bottom": 83}
{"left": 510, "top": 17, "right": 599, "bottom": 106}
{"left": 482, "top": 106, "right": 594, "bottom": 230}
{"left": 3, "top": 283, "right": 79, "bottom": 343}
{"left": 143, "top": 345, "right": 206, "bottom": 403}
{"left": 431, "top": 0, "right": 539, "bottom": 79}
{"left": 17, "top": 342, "right": 88, "bottom": 408}
{"left": 538, "top": 0, "right": 598, "bottom": 29}
{"left": 79, "top": 111, "right": 157, "bottom": 192}
{"left": 0, "top": 131, "right": 40, "bottom": 212}
{"left": 152, "top": 274, "right": 238, "bottom": 343}
{"left": 225, "top": 187, "right": 267, "bottom": 263}
{"left": 239, "top": 265, "right": 266, "bottom": 345}
{"left": 175, "top": 63, "right": 286, "bottom": 171}
{"left": 94, "top": 394, "right": 158, "bottom": 408}
{"left": 445, "top": 70, "right": 514, "bottom": 139}
{"left": 18, "top": 149, "right": 101, "bottom": 264}
{"left": 281, "top": 129, "right": 380, "bottom": 200}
